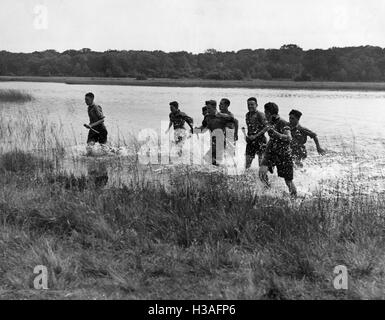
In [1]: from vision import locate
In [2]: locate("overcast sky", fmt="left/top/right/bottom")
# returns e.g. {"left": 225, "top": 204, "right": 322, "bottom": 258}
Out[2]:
{"left": 1, "top": 0, "right": 385, "bottom": 53}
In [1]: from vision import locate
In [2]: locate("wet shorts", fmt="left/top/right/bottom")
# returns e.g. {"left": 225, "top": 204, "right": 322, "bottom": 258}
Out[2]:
{"left": 246, "top": 137, "right": 267, "bottom": 159}
{"left": 87, "top": 126, "right": 108, "bottom": 144}
{"left": 291, "top": 144, "right": 307, "bottom": 162}
{"left": 261, "top": 150, "right": 293, "bottom": 181}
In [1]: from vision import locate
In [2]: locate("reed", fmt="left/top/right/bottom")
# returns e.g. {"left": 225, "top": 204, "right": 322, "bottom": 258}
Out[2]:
{"left": 0, "top": 89, "right": 34, "bottom": 103}
{"left": 0, "top": 110, "right": 384, "bottom": 300}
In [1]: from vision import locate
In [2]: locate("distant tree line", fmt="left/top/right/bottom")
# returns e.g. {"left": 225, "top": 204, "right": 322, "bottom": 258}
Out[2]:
{"left": 1, "top": 45, "right": 385, "bottom": 82}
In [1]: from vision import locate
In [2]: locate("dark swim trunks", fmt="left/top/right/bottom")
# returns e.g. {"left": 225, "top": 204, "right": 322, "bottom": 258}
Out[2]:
{"left": 261, "top": 150, "right": 293, "bottom": 180}
{"left": 291, "top": 144, "right": 307, "bottom": 162}
{"left": 87, "top": 104, "right": 108, "bottom": 144}
{"left": 246, "top": 138, "right": 267, "bottom": 159}
{"left": 87, "top": 125, "right": 108, "bottom": 144}
{"left": 261, "top": 117, "right": 293, "bottom": 180}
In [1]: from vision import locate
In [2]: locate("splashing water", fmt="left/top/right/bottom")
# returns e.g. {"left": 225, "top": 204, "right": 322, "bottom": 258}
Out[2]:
{"left": 57, "top": 124, "right": 385, "bottom": 199}
{"left": 133, "top": 129, "right": 354, "bottom": 197}
{"left": 66, "top": 143, "right": 134, "bottom": 158}
{"left": 2, "top": 80, "right": 383, "bottom": 199}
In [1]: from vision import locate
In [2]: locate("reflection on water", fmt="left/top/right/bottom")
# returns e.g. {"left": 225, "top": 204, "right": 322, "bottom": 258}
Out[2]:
{"left": 87, "top": 160, "right": 109, "bottom": 188}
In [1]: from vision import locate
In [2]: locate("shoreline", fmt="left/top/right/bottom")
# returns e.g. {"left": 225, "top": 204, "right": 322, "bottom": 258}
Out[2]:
{"left": 1, "top": 76, "right": 385, "bottom": 92}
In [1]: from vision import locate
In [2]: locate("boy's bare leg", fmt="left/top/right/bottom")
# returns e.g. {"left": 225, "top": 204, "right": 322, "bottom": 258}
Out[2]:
{"left": 245, "top": 155, "right": 254, "bottom": 169}
{"left": 285, "top": 179, "right": 297, "bottom": 197}
{"left": 257, "top": 153, "right": 263, "bottom": 166}
{"left": 259, "top": 153, "right": 273, "bottom": 173}
{"left": 259, "top": 165, "right": 271, "bottom": 189}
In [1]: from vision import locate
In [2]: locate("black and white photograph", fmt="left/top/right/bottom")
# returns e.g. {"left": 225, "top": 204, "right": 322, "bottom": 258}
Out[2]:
{"left": 0, "top": 0, "right": 385, "bottom": 304}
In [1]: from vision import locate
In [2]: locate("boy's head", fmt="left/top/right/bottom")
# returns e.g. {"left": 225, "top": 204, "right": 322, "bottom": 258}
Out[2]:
{"left": 202, "top": 106, "right": 208, "bottom": 116}
{"left": 219, "top": 98, "right": 230, "bottom": 113}
{"left": 85, "top": 92, "right": 95, "bottom": 106}
{"left": 247, "top": 97, "right": 258, "bottom": 112}
{"left": 264, "top": 102, "right": 279, "bottom": 122}
{"left": 289, "top": 109, "right": 302, "bottom": 126}
{"left": 206, "top": 100, "right": 217, "bottom": 115}
{"left": 169, "top": 101, "right": 179, "bottom": 113}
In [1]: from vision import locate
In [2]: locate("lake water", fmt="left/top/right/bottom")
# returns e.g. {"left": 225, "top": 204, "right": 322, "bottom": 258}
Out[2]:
{"left": 1, "top": 81, "right": 385, "bottom": 196}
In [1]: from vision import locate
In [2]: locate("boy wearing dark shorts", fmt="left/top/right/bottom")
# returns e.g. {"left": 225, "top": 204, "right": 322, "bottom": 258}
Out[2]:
{"left": 165, "top": 101, "right": 194, "bottom": 145}
{"left": 244, "top": 97, "right": 268, "bottom": 169}
{"left": 289, "top": 109, "right": 326, "bottom": 167}
{"left": 259, "top": 102, "right": 297, "bottom": 197}
{"left": 84, "top": 92, "right": 108, "bottom": 145}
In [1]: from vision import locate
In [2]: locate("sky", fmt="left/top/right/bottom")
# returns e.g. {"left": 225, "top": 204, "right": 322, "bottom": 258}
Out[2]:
{"left": 1, "top": 0, "right": 385, "bottom": 53}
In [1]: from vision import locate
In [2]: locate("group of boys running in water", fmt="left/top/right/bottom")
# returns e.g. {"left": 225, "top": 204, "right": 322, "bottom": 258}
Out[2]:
{"left": 83, "top": 92, "right": 326, "bottom": 198}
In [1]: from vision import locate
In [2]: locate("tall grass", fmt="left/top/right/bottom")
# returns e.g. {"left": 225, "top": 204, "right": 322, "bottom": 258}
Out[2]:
{"left": 0, "top": 89, "right": 34, "bottom": 103}
{"left": 0, "top": 111, "right": 384, "bottom": 299}
{"left": 0, "top": 161, "right": 384, "bottom": 299}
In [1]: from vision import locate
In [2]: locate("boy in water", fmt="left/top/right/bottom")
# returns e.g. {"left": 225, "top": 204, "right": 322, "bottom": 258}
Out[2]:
{"left": 219, "top": 98, "right": 239, "bottom": 142}
{"left": 165, "top": 101, "right": 194, "bottom": 145}
{"left": 195, "top": 106, "right": 209, "bottom": 131}
{"left": 84, "top": 92, "right": 108, "bottom": 145}
{"left": 219, "top": 98, "right": 239, "bottom": 159}
{"left": 197, "top": 100, "right": 235, "bottom": 166}
{"left": 244, "top": 97, "right": 268, "bottom": 169}
{"left": 259, "top": 102, "right": 297, "bottom": 197}
{"left": 289, "top": 109, "right": 326, "bottom": 167}
{"left": 202, "top": 105, "right": 208, "bottom": 117}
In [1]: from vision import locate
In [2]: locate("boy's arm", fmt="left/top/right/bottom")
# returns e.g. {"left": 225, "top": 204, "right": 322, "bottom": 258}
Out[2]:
{"left": 165, "top": 121, "right": 173, "bottom": 134}
{"left": 313, "top": 136, "right": 326, "bottom": 155}
{"left": 255, "top": 125, "right": 271, "bottom": 138}
{"left": 268, "top": 126, "right": 292, "bottom": 142}
{"left": 195, "top": 127, "right": 209, "bottom": 134}
{"left": 187, "top": 122, "right": 194, "bottom": 133}
{"left": 302, "top": 127, "right": 326, "bottom": 155}
{"left": 234, "top": 118, "right": 239, "bottom": 141}
{"left": 89, "top": 105, "right": 105, "bottom": 128}
{"left": 195, "top": 121, "right": 209, "bottom": 134}
{"left": 302, "top": 127, "right": 317, "bottom": 139}
{"left": 248, "top": 126, "right": 270, "bottom": 141}
{"left": 184, "top": 115, "right": 194, "bottom": 133}
{"left": 89, "top": 119, "right": 104, "bottom": 128}
{"left": 216, "top": 112, "right": 234, "bottom": 120}
{"left": 244, "top": 115, "right": 250, "bottom": 141}
{"left": 247, "top": 112, "right": 269, "bottom": 141}
{"left": 195, "top": 116, "right": 208, "bottom": 132}
{"left": 255, "top": 113, "right": 269, "bottom": 137}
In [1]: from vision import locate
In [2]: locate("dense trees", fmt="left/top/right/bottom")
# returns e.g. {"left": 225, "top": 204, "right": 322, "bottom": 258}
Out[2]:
{"left": 1, "top": 45, "right": 385, "bottom": 82}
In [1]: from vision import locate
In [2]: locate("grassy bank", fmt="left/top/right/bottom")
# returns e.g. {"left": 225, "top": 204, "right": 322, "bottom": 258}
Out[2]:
{"left": 2, "top": 76, "right": 385, "bottom": 91}
{"left": 0, "top": 148, "right": 384, "bottom": 300}
{"left": 0, "top": 109, "right": 384, "bottom": 300}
